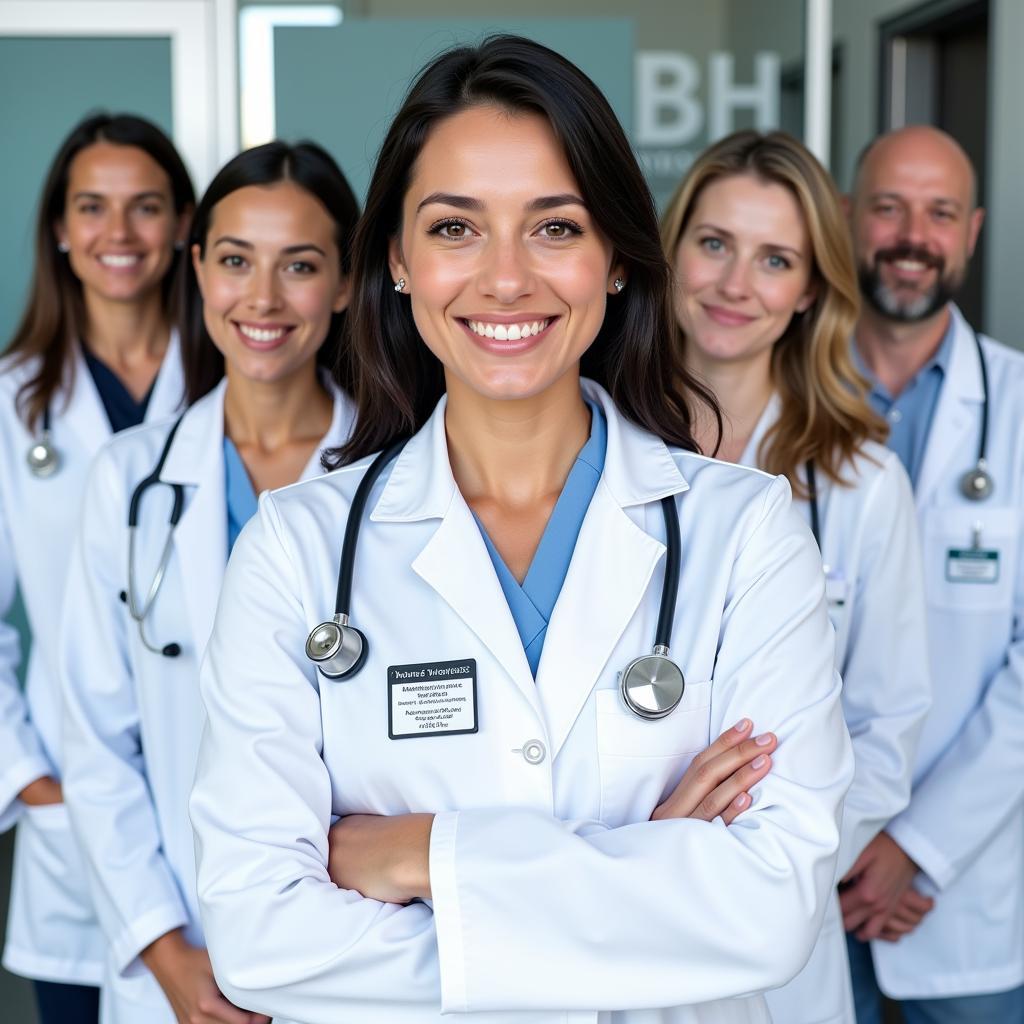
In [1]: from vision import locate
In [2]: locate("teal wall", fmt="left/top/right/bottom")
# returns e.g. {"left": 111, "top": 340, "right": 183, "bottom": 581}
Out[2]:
{"left": 0, "top": 36, "right": 173, "bottom": 678}
{"left": 273, "top": 19, "right": 633, "bottom": 202}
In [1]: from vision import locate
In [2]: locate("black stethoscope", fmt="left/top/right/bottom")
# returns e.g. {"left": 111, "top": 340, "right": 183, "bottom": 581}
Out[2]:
{"left": 26, "top": 406, "right": 60, "bottom": 478}
{"left": 804, "top": 327, "right": 995, "bottom": 536}
{"left": 304, "top": 439, "right": 688, "bottom": 721}
{"left": 118, "top": 414, "right": 186, "bottom": 658}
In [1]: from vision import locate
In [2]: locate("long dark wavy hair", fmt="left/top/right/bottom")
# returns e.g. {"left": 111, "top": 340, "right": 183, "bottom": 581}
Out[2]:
{"left": 328, "top": 34, "right": 720, "bottom": 466}
{"left": 6, "top": 112, "right": 194, "bottom": 429}
{"left": 182, "top": 141, "right": 360, "bottom": 404}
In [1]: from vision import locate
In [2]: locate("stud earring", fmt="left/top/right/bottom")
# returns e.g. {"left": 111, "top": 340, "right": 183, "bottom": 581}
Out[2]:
{"left": 174, "top": 240, "right": 185, "bottom": 252}
{"left": 57, "top": 241, "right": 70, "bottom": 254}
{"left": 613, "top": 277, "right": 625, "bottom": 293}
{"left": 394, "top": 278, "right": 406, "bottom": 293}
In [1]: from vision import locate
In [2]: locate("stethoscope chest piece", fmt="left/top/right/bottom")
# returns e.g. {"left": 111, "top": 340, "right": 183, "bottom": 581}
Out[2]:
{"left": 620, "top": 646, "right": 685, "bottom": 720}
{"left": 306, "top": 614, "right": 368, "bottom": 680}
{"left": 960, "top": 459, "right": 994, "bottom": 501}
{"left": 26, "top": 435, "right": 60, "bottom": 478}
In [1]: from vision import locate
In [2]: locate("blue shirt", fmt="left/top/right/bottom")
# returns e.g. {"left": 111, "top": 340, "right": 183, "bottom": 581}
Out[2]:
{"left": 475, "top": 403, "right": 607, "bottom": 677}
{"left": 223, "top": 438, "right": 258, "bottom": 554}
{"left": 853, "top": 317, "right": 955, "bottom": 487}
{"left": 84, "top": 349, "right": 153, "bottom": 433}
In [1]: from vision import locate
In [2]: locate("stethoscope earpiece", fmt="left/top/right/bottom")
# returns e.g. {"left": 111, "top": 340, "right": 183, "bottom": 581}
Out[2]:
{"left": 306, "top": 615, "right": 368, "bottom": 680}
{"left": 960, "top": 460, "right": 994, "bottom": 501}
{"left": 620, "top": 648, "right": 685, "bottom": 720}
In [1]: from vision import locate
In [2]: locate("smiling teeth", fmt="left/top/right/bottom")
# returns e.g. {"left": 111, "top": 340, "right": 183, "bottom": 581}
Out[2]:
{"left": 100, "top": 254, "right": 141, "bottom": 267}
{"left": 239, "top": 324, "right": 287, "bottom": 342}
{"left": 466, "top": 318, "right": 551, "bottom": 341}
{"left": 893, "top": 260, "right": 928, "bottom": 271}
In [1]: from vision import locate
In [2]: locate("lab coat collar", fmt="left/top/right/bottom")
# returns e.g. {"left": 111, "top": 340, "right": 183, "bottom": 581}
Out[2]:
{"left": 372, "top": 377, "right": 690, "bottom": 757}
{"left": 61, "top": 329, "right": 183, "bottom": 459}
{"left": 371, "top": 378, "right": 689, "bottom": 523}
{"left": 915, "top": 304, "right": 985, "bottom": 509}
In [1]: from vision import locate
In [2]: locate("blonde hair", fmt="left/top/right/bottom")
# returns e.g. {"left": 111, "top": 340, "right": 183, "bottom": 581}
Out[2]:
{"left": 660, "top": 130, "right": 886, "bottom": 496}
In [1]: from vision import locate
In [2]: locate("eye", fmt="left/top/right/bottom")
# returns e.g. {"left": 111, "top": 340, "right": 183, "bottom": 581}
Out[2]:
{"left": 699, "top": 236, "right": 725, "bottom": 254}
{"left": 765, "top": 253, "right": 792, "bottom": 271}
{"left": 932, "top": 209, "right": 955, "bottom": 222}
{"left": 285, "top": 260, "right": 316, "bottom": 274}
{"left": 137, "top": 202, "right": 164, "bottom": 216}
{"left": 536, "top": 218, "right": 583, "bottom": 240}
{"left": 874, "top": 202, "right": 898, "bottom": 216}
{"left": 428, "top": 217, "right": 475, "bottom": 240}
{"left": 77, "top": 202, "right": 102, "bottom": 215}
{"left": 219, "top": 254, "right": 247, "bottom": 269}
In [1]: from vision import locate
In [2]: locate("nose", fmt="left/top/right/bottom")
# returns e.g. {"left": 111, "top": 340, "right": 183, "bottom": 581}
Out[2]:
{"left": 107, "top": 205, "right": 132, "bottom": 241}
{"left": 247, "top": 265, "right": 283, "bottom": 314}
{"left": 717, "top": 254, "right": 751, "bottom": 301}
{"left": 477, "top": 234, "right": 533, "bottom": 303}
{"left": 901, "top": 206, "right": 929, "bottom": 247}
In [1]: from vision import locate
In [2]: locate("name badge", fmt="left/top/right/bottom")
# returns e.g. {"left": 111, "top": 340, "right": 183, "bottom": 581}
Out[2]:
{"left": 946, "top": 548, "right": 1000, "bottom": 584}
{"left": 388, "top": 659, "right": 478, "bottom": 739}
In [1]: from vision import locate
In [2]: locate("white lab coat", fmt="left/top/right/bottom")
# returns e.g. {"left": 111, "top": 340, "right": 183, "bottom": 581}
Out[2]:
{"left": 0, "top": 336, "right": 183, "bottom": 984}
{"left": 865, "top": 306, "right": 1024, "bottom": 999}
{"left": 736, "top": 396, "right": 931, "bottom": 1024}
{"left": 58, "top": 377, "right": 355, "bottom": 1023}
{"left": 190, "top": 379, "right": 854, "bottom": 1024}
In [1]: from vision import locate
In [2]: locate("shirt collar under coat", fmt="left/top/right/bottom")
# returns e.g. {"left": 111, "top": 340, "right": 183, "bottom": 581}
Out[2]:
{"left": 370, "top": 378, "right": 690, "bottom": 524}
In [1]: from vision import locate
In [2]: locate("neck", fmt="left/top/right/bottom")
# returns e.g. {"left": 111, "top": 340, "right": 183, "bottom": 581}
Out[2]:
{"left": 223, "top": 363, "right": 332, "bottom": 453}
{"left": 444, "top": 371, "right": 590, "bottom": 508}
{"left": 684, "top": 344, "right": 773, "bottom": 464}
{"left": 83, "top": 289, "right": 169, "bottom": 367}
{"left": 854, "top": 303, "right": 951, "bottom": 397}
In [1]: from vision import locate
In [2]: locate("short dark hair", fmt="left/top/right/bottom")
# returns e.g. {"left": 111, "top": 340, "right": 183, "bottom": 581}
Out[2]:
{"left": 330, "top": 33, "right": 719, "bottom": 466}
{"left": 7, "top": 112, "right": 195, "bottom": 428}
{"left": 181, "top": 141, "right": 360, "bottom": 404}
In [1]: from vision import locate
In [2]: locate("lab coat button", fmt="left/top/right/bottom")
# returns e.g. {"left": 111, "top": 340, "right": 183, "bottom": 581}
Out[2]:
{"left": 521, "top": 739, "right": 546, "bottom": 765}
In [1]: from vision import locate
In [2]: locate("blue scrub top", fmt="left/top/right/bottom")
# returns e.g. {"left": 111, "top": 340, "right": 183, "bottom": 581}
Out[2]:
{"left": 223, "top": 438, "right": 258, "bottom": 554}
{"left": 84, "top": 348, "right": 153, "bottom": 432}
{"left": 475, "top": 401, "right": 607, "bottom": 676}
{"left": 853, "top": 316, "right": 955, "bottom": 487}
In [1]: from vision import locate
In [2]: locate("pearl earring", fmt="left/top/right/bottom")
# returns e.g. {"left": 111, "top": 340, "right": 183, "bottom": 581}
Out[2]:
{"left": 394, "top": 278, "right": 406, "bottom": 293}
{"left": 57, "top": 241, "right": 70, "bottom": 253}
{"left": 613, "top": 277, "right": 625, "bottom": 293}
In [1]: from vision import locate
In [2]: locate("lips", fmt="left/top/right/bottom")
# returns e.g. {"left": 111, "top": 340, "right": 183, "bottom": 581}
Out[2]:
{"left": 701, "top": 303, "right": 756, "bottom": 327}
{"left": 233, "top": 321, "right": 294, "bottom": 349}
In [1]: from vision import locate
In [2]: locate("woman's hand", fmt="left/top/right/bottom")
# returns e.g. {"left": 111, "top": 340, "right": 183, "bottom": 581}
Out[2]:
{"left": 19, "top": 776, "right": 62, "bottom": 806}
{"left": 651, "top": 718, "right": 776, "bottom": 824}
{"left": 141, "top": 929, "right": 271, "bottom": 1024}
{"left": 328, "top": 812, "right": 434, "bottom": 903}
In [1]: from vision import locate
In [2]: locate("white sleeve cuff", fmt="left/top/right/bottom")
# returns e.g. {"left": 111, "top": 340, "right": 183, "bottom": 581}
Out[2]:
{"left": 113, "top": 902, "right": 191, "bottom": 978}
{"left": 885, "top": 818, "right": 955, "bottom": 891}
{"left": 429, "top": 810, "right": 467, "bottom": 1013}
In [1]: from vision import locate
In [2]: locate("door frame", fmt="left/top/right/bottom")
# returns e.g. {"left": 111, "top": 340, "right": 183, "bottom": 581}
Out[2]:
{"left": 0, "top": 0, "right": 238, "bottom": 188}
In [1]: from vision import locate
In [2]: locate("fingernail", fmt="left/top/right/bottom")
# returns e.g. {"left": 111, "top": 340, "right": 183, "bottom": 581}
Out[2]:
{"left": 751, "top": 754, "right": 768, "bottom": 770}
{"left": 734, "top": 718, "right": 751, "bottom": 732}
{"left": 755, "top": 733, "right": 773, "bottom": 746}
{"left": 733, "top": 793, "right": 749, "bottom": 809}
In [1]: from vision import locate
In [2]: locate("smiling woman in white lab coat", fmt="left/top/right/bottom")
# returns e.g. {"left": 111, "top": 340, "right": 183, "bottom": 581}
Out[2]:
{"left": 190, "top": 36, "right": 854, "bottom": 1024}
{"left": 0, "top": 113, "right": 194, "bottom": 1024}
{"left": 57, "top": 141, "right": 359, "bottom": 1024}
{"left": 660, "top": 131, "right": 932, "bottom": 1024}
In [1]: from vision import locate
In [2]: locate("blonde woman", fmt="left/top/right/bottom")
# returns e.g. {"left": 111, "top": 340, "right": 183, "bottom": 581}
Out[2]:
{"left": 662, "top": 130, "right": 931, "bottom": 1024}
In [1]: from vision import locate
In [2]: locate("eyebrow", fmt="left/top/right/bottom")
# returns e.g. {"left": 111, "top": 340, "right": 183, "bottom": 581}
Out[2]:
{"left": 416, "top": 191, "right": 587, "bottom": 214}
{"left": 212, "top": 236, "right": 327, "bottom": 256}
{"left": 870, "top": 191, "right": 964, "bottom": 211}
{"left": 72, "top": 190, "right": 167, "bottom": 202}
{"left": 692, "top": 222, "right": 803, "bottom": 258}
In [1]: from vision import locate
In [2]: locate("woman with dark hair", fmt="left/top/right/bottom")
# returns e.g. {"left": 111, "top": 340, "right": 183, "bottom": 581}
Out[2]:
{"left": 57, "top": 141, "right": 358, "bottom": 1024}
{"left": 0, "top": 111, "right": 193, "bottom": 1023}
{"left": 191, "top": 37, "right": 852, "bottom": 1023}
{"left": 661, "top": 131, "right": 931, "bottom": 1024}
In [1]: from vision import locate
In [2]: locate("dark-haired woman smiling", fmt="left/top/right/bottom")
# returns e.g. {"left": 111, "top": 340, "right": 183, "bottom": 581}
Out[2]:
{"left": 0, "top": 112, "right": 193, "bottom": 1024}
{"left": 191, "top": 37, "right": 852, "bottom": 1023}
{"left": 57, "top": 141, "right": 358, "bottom": 1024}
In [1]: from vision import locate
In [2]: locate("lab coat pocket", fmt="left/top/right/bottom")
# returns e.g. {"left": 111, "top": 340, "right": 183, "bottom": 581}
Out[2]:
{"left": 923, "top": 506, "right": 1018, "bottom": 612}
{"left": 595, "top": 680, "right": 712, "bottom": 827}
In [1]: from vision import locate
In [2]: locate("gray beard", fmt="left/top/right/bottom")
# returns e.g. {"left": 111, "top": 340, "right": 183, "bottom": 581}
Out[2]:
{"left": 858, "top": 263, "right": 960, "bottom": 323}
